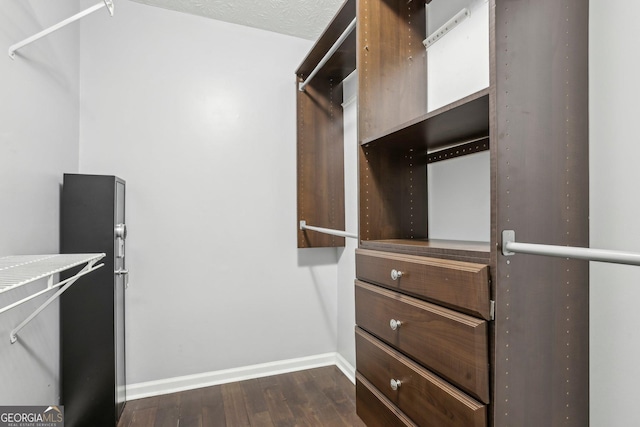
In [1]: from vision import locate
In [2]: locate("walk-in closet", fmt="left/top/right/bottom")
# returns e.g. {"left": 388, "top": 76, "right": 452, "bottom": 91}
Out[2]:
{"left": 1, "top": 1, "right": 640, "bottom": 426}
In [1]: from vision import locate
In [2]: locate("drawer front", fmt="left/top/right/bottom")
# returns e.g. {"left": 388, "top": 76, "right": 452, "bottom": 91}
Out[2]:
{"left": 356, "top": 374, "right": 417, "bottom": 427}
{"left": 356, "top": 249, "right": 491, "bottom": 319}
{"left": 356, "top": 328, "right": 487, "bottom": 427}
{"left": 355, "top": 280, "right": 490, "bottom": 403}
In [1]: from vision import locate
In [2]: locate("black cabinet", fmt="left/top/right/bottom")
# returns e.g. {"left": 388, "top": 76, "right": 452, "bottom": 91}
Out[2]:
{"left": 61, "top": 174, "right": 127, "bottom": 427}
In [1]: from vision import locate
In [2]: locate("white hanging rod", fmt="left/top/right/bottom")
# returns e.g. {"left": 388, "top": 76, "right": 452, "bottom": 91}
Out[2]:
{"left": 502, "top": 230, "right": 640, "bottom": 266}
{"left": 8, "top": 0, "right": 114, "bottom": 59}
{"left": 298, "top": 17, "right": 357, "bottom": 92}
{"left": 300, "top": 220, "right": 357, "bottom": 239}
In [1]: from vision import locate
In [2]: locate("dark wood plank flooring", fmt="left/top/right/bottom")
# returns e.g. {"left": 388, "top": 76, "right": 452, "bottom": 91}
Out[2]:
{"left": 118, "top": 366, "right": 366, "bottom": 427}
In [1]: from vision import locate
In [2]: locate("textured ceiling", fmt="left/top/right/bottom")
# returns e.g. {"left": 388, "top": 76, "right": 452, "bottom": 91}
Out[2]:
{"left": 130, "top": 0, "right": 345, "bottom": 40}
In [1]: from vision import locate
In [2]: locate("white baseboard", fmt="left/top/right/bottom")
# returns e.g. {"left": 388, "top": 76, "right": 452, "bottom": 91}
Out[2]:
{"left": 126, "top": 352, "right": 352, "bottom": 401}
{"left": 335, "top": 353, "right": 356, "bottom": 384}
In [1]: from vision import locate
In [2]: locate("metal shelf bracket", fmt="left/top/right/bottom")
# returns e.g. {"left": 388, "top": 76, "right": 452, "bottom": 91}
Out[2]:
{"left": 423, "top": 8, "right": 470, "bottom": 49}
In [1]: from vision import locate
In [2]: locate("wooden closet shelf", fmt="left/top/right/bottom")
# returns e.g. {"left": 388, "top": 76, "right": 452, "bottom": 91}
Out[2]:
{"left": 360, "top": 88, "right": 490, "bottom": 151}
{"left": 359, "top": 239, "right": 491, "bottom": 264}
{"left": 295, "top": 0, "right": 356, "bottom": 83}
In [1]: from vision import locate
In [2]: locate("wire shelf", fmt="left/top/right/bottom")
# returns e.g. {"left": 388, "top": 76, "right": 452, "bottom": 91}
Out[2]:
{"left": 0, "top": 254, "right": 105, "bottom": 293}
{"left": 0, "top": 253, "right": 105, "bottom": 343}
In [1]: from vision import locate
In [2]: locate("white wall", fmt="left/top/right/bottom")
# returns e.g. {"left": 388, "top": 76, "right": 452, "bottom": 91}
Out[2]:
{"left": 77, "top": 0, "right": 340, "bottom": 389}
{"left": 428, "top": 151, "right": 490, "bottom": 242}
{"left": 426, "top": 0, "right": 490, "bottom": 242}
{"left": 589, "top": 0, "right": 640, "bottom": 425}
{"left": 427, "top": 0, "right": 489, "bottom": 112}
{"left": 0, "top": 0, "right": 80, "bottom": 404}
{"left": 336, "top": 72, "right": 358, "bottom": 376}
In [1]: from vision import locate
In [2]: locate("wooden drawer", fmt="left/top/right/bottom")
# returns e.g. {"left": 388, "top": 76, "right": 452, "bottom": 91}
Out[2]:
{"left": 355, "top": 280, "right": 490, "bottom": 403}
{"left": 356, "top": 373, "right": 417, "bottom": 427}
{"left": 356, "top": 327, "right": 486, "bottom": 427}
{"left": 356, "top": 249, "right": 491, "bottom": 319}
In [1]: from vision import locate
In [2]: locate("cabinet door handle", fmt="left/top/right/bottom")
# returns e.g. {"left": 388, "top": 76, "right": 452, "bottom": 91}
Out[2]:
{"left": 390, "top": 379, "right": 402, "bottom": 391}
{"left": 389, "top": 319, "right": 402, "bottom": 331}
{"left": 390, "top": 269, "right": 403, "bottom": 280}
{"left": 115, "top": 269, "right": 129, "bottom": 288}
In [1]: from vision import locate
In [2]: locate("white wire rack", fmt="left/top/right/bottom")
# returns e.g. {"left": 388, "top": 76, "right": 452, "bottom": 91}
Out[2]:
{"left": 0, "top": 253, "right": 105, "bottom": 343}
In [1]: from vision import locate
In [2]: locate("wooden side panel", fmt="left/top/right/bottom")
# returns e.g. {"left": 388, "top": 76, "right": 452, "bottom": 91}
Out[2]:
{"left": 355, "top": 281, "right": 490, "bottom": 403}
{"left": 296, "top": 78, "right": 346, "bottom": 248}
{"left": 358, "top": 0, "right": 428, "bottom": 143}
{"left": 356, "top": 249, "right": 491, "bottom": 319}
{"left": 359, "top": 143, "right": 428, "bottom": 242}
{"left": 356, "top": 374, "right": 417, "bottom": 427}
{"left": 491, "top": 0, "right": 590, "bottom": 425}
{"left": 356, "top": 328, "right": 487, "bottom": 427}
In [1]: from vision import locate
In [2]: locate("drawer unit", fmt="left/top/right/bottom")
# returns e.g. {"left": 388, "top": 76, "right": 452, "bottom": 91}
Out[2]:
{"left": 356, "top": 327, "right": 486, "bottom": 427}
{"left": 297, "top": 0, "right": 591, "bottom": 423}
{"left": 356, "top": 374, "right": 418, "bottom": 427}
{"left": 355, "top": 280, "right": 490, "bottom": 403}
{"left": 356, "top": 249, "right": 491, "bottom": 320}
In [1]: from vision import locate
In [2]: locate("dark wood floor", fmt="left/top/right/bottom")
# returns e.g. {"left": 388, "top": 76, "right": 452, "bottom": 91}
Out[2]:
{"left": 118, "top": 366, "right": 366, "bottom": 427}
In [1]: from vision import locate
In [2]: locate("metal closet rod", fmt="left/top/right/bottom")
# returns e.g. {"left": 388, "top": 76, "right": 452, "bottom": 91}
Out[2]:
{"left": 502, "top": 230, "right": 640, "bottom": 266}
{"left": 300, "top": 221, "right": 357, "bottom": 239}
{"left": 298, "top": 17, "right": 357, "bottom": 92}
{"left": 8, "top": 0, "right": 114, "bottom": 59}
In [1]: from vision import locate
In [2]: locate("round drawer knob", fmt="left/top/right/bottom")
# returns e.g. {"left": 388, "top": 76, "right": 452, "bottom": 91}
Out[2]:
{"left": 390, "top": 269, "right": 403, "bottom": 281}
{"left": 389, "top": 319, "right": 402, "bottom": 331}
{"left": 390, "top": 379, "right": 402, "bottom": 391}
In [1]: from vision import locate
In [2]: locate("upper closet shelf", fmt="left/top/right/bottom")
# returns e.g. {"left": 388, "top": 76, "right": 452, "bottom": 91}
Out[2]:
{"left": 298, "top": 17, "right": 356, "bottom": 91}
{"left": 0, "top": 253, "right": 105, "bottom": 343}
{"left": 296, "top": 0, "right": 356, "bottom": 85}
{"left": 361, "top": 88, "right": 490, "bottom": 150}
{"left": 8, "top": 0, "right": 114, "bottom": 59}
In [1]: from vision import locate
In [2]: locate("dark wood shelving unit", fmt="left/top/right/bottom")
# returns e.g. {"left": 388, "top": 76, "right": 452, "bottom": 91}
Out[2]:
{"left": 295, "top": 0, "right": 356, "bottom": 248}
{"left": 296, "top": 0, "right": 589, "bottom": 424}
